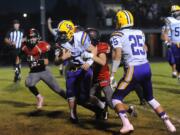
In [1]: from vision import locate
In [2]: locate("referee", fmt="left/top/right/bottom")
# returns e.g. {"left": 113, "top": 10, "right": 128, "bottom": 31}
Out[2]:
{"left": 4, "top": 19, "right": 25, "bottom": 82}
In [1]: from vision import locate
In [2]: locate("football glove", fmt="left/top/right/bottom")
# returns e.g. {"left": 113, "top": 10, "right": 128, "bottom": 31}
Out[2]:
{"left": 110, "top": 76, "right": 117, "bottom": 89}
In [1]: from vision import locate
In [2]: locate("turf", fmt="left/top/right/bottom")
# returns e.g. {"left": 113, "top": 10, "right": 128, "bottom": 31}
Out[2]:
{"left": 0, "top": 62, "right": 179, "bottom": 135}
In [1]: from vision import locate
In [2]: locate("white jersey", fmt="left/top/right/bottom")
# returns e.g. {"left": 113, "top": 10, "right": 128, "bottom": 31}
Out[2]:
{"left": 110, "top": 28, "right": 148, "bottom": 67}
{"left": 165, "top": 17, "right": 180, "bottom": 43}
{"left": 161, "top": 25, "right": 171, "bottom": 38}
{"left": 61, "top": 31, "right": 93, "bottom": 65}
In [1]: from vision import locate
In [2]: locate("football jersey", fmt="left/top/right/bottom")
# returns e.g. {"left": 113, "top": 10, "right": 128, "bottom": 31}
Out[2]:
{"left": 110, "top": 28, "right": 148, "bottom": 67}
{"left": 22, "top": 41, "right": 49, "bottom": 72}
{"left": 93, "top": 42, "right": 110, "bottom": 82}
{"left": 161, "top": 25, "right": 171, "bottom": 38}
{"left": 165, "top": 17, "right": 180, "bottom": 43}
{"left": 61, "top": 31, "right": 93, "bottom": 65}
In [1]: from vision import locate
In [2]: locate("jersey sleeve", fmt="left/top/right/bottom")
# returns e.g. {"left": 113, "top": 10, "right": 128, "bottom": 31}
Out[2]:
{"left": 52, "top": 28, "right": 58, "bottom": 36}
{"left": 110, "top": 35, "right": 123, "bottom": 48}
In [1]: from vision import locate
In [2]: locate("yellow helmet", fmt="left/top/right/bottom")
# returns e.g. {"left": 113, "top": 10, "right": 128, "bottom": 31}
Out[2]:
{"left": 171, "top": 5, "right": 180, "bottom": 12}
{"left": 57, "top": 20, "right": 75, "bottom": 41}
{"left": 116, "top": 10, "right": 134, "bottom": 29}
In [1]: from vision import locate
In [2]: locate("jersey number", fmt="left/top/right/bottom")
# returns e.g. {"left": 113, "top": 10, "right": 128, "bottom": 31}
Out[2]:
{"left": 175, "top": 27, "right": 180, "bottom": 36}
{"left": 129, "top": 35, "right": 145, "bottom": 55}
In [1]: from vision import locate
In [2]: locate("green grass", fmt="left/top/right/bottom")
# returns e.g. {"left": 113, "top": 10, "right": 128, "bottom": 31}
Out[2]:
{"left": 0, "top": 62, "right": 179, "bottom": 135}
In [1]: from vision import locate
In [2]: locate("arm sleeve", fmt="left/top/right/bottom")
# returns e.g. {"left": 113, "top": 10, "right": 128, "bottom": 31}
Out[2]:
{"left": 110, "top": 35, "right": 123, "bottom": 49}
{"left": 52, "top": 29, "right": 58, "bottom": 36}
{"left": 81, "top": 32, "right": 91, "bottom": 50}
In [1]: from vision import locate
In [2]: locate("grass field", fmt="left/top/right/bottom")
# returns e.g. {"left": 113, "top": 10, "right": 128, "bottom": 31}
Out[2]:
{"left": 0, "top": 62, "right": 179, "bottom": 135}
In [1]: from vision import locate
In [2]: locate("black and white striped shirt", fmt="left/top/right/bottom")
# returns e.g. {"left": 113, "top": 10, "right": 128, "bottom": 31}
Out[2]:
{"left": 6, "top": 29, "right": 24, "bottom": 49}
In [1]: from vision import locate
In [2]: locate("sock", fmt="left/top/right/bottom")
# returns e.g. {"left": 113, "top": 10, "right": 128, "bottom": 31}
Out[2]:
{"left": 118, "top": 111, "right": 131, "bottom": 126}
{"left": 29, "top": 86, "right": 39, "bottom": 96}
{"left": 159, "top": 112, "right": 169, "bottom": 120}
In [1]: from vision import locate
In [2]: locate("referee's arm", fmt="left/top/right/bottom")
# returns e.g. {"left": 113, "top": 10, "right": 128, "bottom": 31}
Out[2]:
{"left": 4, "top": 31, "right": 14, "bottom": 46}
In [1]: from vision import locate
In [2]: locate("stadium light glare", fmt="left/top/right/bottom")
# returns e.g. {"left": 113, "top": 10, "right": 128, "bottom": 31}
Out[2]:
{"left": 23, "top": 13, "right": 27, "bottom": 18}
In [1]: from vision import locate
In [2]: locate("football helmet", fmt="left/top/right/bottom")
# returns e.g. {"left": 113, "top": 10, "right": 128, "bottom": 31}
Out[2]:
{"left": 171, "top": 5, "right": 180, "bottom": 18}
{"left": 86, "top": 28, "right": 100, "bottom": 45}
{"left": 57, "top": 20, "right": 75, "bottom": 43}
{"left": 27, "top": 28, "right": 41, "bottom": 48}
{"left": 116, "top": 10, "right": 134, "bottom": 29}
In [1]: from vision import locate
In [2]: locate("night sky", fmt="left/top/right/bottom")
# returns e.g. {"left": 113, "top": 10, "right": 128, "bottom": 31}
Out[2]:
{"left": 0, "top": 0, "right": 58, "bottom": 14}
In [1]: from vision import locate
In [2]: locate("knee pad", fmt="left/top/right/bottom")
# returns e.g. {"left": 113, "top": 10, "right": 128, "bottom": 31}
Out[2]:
{"left": 148, "top": 98, "right": 160, "bottom": 109}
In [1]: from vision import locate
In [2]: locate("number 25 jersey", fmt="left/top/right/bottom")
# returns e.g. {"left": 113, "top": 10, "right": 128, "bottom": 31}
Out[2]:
{"left": 110, "top": 28, "right": 148, "bottom": 67}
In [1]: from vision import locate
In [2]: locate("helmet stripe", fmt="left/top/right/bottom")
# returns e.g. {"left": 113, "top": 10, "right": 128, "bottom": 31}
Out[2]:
{"left": 123, "top": 10, "right": 131, "bottom": 25}
{"left": 58, "top": 20, "right": 65, "bottom": 31}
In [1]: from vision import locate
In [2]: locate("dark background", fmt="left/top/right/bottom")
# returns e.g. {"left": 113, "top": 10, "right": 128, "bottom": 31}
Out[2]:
{"left": 0, "top": 0, "right": 179, "bottom": 65}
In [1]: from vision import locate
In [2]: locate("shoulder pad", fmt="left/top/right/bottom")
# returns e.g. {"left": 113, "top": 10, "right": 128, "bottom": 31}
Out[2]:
{"left": 111, "top": 31, "right": 124, "bottom": 38}
{"left": 165, "top": 17, "right": 177, "bottom": 24}
{"left": 80, "top": 31, "right": 88, "bottom": 45}
{"left": 36, "top": 41, "right": 50, "bottom": 53}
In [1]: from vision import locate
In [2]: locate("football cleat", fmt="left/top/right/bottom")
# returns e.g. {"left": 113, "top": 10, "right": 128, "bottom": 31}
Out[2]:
{"left": 127, "top": 105, "right": 138, "bottom": 117}
{"left": 70, "top": 117, "right": 79, "bottom": 124}
{"left": 120, "top": 124, "right": 134, "bottom": 134}
{"left": 163, "top": 118, "right": 176, "bottom": 133}
{"left": 172, "top": 72, "right": 177, "bottom": 78}
{"left": 36, "top": 95, "right": 44, "bottom": 109}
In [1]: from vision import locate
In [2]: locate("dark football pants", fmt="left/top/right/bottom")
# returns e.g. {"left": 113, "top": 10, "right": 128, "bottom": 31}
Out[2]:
{"left": 25, "top": 67, "right": 66, "bottom": 99}
{"left": 90, "top": 83, "right": 113, "bottom": 109}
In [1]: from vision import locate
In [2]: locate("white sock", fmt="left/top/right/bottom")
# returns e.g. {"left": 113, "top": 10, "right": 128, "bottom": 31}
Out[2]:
{"left": 172, "top": 71, "right": 177, "bottom": 75}
{"left": 70, "top": 109, "right": 76, "bottom": 119}
{"left": 118, "top": 111, "right": 131, "bottom": 126}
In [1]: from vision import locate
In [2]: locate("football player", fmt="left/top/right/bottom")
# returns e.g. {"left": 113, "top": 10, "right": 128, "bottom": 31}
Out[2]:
{"left": 110, "top": 10, "right": 176, "bottom": 134}
{"left": 21, "top": 28, "right": 66, "bottom": 109}
{"left": 55, "top": 20, "right": 98, "bottom": 123}
{"left": 161, "top": 22, "right": 177, "bottom": 78}
{"left": 85, "top": 28, "right": 113, "bottom": 119}
{"left": 163, "top": 5, "right": 180, "bottom": 83}
{"left": 86, "top": 28, "right": 138, "bottom": 119}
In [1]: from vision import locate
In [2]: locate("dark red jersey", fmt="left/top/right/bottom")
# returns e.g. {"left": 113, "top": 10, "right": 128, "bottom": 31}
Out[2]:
{"left": 22, "top": 41, "right": 50, "bottom": 59}
{"left": 93, "top": 42, "right": 110, "bottom": 86}
{"left": 22, "top": 41, "right": 50, "bottom": 72}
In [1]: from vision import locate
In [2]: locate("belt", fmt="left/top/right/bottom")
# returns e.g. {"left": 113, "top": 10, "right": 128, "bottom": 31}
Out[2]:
{"left": 69, "top": 65, "right": 81, "bottom": 72}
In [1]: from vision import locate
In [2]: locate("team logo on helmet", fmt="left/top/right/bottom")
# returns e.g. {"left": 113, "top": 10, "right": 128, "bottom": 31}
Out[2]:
{"left": 57, "top": 20, "right": 75, "bottom": 43}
